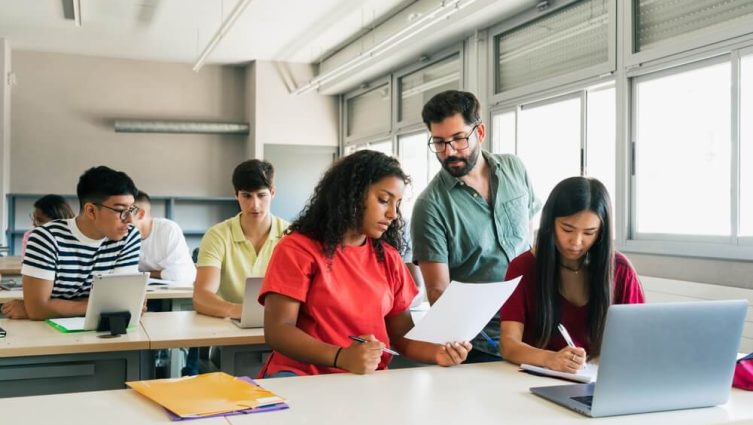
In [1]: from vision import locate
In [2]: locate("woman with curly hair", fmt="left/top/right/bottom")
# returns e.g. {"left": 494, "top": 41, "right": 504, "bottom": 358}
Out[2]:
{"left": 258, "top": 150, "right": 471, "bottom": 377}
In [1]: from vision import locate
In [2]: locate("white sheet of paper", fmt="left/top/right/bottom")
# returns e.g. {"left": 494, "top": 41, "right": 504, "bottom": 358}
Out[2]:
{"left": 404, "top": 276, "right": 521, "bottom": 344}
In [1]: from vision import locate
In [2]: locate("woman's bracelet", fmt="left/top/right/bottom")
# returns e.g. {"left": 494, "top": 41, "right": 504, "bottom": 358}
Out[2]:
{"left": 333, "top": 347, "right": 343, "bottom": 368}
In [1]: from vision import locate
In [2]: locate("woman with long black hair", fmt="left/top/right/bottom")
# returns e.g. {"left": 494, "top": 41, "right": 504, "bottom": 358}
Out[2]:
{"left": 500, "top": 176, "right": 644, "bottom": 373}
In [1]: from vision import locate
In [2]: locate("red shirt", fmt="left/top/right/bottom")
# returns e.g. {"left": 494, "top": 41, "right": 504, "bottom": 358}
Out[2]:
{"left": 500, "top": 250, "right": 644, "bottom": 354}
{"left": 258, "top": 232, "right": 417, "bottom": 376}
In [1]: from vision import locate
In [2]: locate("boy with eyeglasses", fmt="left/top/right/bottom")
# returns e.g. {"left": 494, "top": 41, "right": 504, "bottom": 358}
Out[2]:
{"left": 410, "top": 90, "right": 541, "bottom": 362}
{"left": 1, "top": 166, "right": 142, "bottom": 320}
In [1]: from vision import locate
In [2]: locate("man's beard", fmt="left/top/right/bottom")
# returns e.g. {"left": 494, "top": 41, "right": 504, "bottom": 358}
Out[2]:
{"left": 441, "top": 144, "right": 481, "bottom": 177}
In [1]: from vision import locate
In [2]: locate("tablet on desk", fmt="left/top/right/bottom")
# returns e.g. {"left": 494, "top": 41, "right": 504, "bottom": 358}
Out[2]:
{"left": 47, "top": 273, "right": 148, "bottom": 332}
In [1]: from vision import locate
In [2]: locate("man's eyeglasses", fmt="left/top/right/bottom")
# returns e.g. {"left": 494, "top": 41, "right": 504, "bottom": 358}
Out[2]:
{"left": 427, "top": 123, "right": 480, "bottom": 153}
{"left": 95, "top": 203, "right": 140, "bottom": 221}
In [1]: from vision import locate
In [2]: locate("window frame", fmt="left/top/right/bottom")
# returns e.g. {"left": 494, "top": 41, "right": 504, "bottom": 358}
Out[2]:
{"left": 487, "top": 0, "right": 617, "bottom": 105}
{"left": 342, "top": 76, "right": 393, "bottom": 145}
{"left": 393, "top": 46, "right": 464, "bottom": 130}
{"left": 620, "top": 49, "right": 753, "bottom": 260}
{"left": 623, "top": 0, "right": 753, "bottom": 68}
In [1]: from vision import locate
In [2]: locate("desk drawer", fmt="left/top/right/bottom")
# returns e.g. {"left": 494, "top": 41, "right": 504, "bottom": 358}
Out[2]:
{"left": 0, "top": 351, "right": 140, "bottom": 398}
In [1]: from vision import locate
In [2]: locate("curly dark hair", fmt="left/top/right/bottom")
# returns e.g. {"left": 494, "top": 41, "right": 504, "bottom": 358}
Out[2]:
{"left": 287, "top": 150, "right": 410, "bottom": 262}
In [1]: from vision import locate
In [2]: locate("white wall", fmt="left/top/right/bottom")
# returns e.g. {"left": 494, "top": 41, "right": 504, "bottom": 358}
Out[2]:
{"left": 0, "top": 39, "right": 10, "bottom": 245}
{"left": 254, "top": 61, "right": 338, "bottom": 150}
{"left": 10, "top": 51, "right": 247, "bottom": 197}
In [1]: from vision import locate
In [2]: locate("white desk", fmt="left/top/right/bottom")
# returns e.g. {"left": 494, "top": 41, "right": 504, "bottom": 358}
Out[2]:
{"left": 228, "top": 362, "right": 753, "bottom": 425}
{"left": 0, "top": 388, "right": 229, "bottom": 425}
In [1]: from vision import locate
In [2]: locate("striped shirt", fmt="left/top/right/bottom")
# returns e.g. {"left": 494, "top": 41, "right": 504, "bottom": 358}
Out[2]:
{"left": 21, "top": 218, "right": 141, "bottom": 299}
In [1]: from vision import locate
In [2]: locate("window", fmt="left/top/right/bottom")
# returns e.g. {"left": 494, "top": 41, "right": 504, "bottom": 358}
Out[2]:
{"left": 345, "top": 83, "right": 391, "bottom": 140}
{"left": 491, "top": 83, "right": 615, "bottom": 229}
{"left": 343, "top": 140, "right": 393, "bottom": 157}
{"left": 585, "top": 85, "right": 616, "bottom": 203}
{"left": 494, "top": 0, "right": 610, "bottom": 95}
{"left": 368, "top": 140, "right": 394, "bottom": 156}
{"left": 632, "top": 60, "right": 731, "bottom": 236}
{"left": 739, "top": 53, "right": 753, "bottom": 236}
{"left": 398, "top": 131, "right": 433, "bottom": 219}
{"left": 634, "top": 0, "right": 753, "bottom": 52}
{"left": 491, "top": 110, "right": 516, "bottom": 155}
{"left": 517, "top": 95, "right": 582, "bottom": 204}
{"left": 398, "top": 55, "right": 461, "bottom": 124}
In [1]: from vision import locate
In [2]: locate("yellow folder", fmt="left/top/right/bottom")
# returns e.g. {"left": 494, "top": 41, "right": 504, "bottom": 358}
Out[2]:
{"left": 127, "top": 372, "right": 285, "bottom": 418}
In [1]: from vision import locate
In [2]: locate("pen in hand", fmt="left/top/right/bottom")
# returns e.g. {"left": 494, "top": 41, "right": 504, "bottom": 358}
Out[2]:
{"left": 348, "top": 335, "right": 400, "bottom": 356}
{"left": 557, "top": 323, "right": 576, "bottom": 348}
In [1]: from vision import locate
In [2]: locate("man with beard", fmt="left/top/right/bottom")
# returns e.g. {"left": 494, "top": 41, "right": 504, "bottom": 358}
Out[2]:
{"left": 410, "top": 90, "right": 540, "bottom": 363}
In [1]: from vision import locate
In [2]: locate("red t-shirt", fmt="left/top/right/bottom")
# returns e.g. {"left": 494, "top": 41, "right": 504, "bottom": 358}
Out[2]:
{"left": 500, "top": 250, "right": 644, "bottom": 354}
{"left": 258, "top": 232, "right": 418, "bottom": 376}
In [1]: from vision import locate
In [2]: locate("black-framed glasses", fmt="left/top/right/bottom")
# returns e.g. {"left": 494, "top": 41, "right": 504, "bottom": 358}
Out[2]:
{"left": 94, "top": 203, "right": 140, "bottom": 221}
{"left": 427, "top": 123, "right": 480, "bottom": 153}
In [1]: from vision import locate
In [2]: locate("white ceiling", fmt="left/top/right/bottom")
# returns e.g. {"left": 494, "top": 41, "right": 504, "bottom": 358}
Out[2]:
{"left": 0, "top": 0, "right": 415, "bottom": 64}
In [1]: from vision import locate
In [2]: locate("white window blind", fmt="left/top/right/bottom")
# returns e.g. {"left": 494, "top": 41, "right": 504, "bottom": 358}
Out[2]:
{"left": 398, "top": 55, "right": 461, "bottom": 124}
{"left": 346, "top": 83, "right": 391, "bottom": 140}
{"left": 635, "top": 0, "right": 753, "bottom": 51}
{"left": 495, "top": 0, "right": 609, "bottom": 94}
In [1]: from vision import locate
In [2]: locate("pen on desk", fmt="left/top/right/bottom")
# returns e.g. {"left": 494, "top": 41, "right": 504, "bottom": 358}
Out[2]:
{"left": 557, "top": 323, "right": 576, "bottom": 348}
{"left": 479, "top": 330, "right": 499, "bottom": 349}
{"left": 348, "top": 335, "right": 400, "bottom": 356}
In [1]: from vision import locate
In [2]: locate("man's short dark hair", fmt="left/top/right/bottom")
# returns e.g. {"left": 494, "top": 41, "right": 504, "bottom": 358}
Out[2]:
{"left": 76, "top": 166, "right": 138, "bottom": 209}
{"left": 134, "top": 190, "right": 151, "bottom": 205}
{"left": 232, "top": 159, "right": 274, "bottom": 193}
{"left": 421, "top": 90, "right": 482, "bottom": 128}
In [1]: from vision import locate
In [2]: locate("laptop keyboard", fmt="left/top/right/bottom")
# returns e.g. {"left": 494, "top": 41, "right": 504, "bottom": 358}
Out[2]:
{"left": 571, "top": 396, "right": 593, "bottom": 406}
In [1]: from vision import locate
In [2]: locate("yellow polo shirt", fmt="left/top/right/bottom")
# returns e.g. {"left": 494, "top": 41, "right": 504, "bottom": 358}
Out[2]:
{"left": 197, "top": 213, "right": 288, "bottom": 303}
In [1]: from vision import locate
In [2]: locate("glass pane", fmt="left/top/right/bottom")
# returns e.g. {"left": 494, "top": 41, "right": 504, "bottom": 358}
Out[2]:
{"left": 492, "top": 110, "right": 516, "bottom": 154}
{"left": 398, "top": 131, "right": 430, "bottom": 219}
{"left": 368, "top": 140, "right": 393, "bottom": 156}
{"left": 346, "top": 83, "right": 390, "bottom": 139}
{"left": 586, "top": 86, "right": 616, "bottom": 206}
{"left": 496, "top": 0, "right": 609, "bottom": 93}
{"left": 517, "top": 96, "right": 582, "bottom": 225}
{"left": 740, "top": 54, "right": 753, "bottom": 236}
{"left": 634, "top": 61, "right": 731, "bottom": 235}
{"left": 399, "top": 55, "right": 460, "bottom": 124}
{"left": 636, "top": 0, "right": 753, "bottom": 51}
{"left": 343, "top": 145, "right": 358, "bottom": 156}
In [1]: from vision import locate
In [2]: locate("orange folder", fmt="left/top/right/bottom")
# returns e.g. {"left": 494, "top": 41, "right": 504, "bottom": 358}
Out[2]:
{"left": 127, "top": 372, "right": 285, "bottom": 418}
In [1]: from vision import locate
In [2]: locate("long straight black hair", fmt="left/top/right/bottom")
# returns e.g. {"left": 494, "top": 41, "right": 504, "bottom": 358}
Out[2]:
{"left": 533, "top": 176, "right": 614, "bottom": 356}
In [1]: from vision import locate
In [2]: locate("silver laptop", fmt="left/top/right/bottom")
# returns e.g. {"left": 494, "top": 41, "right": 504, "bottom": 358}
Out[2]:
{"left": 231, "top": 277, "right": 265, "bottom": 328}
{"left": 530, "top": 300, "right": 747, "bottom": 417}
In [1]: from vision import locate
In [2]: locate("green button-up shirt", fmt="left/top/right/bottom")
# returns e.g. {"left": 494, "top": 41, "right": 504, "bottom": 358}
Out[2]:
{"left": 410, "top": 151, "right": 541, "bottom": 355}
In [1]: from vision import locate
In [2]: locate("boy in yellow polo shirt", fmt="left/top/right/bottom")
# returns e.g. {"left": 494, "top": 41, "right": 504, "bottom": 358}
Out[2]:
{"left": 193, "top": 159, "right": 288, "bottom": 319}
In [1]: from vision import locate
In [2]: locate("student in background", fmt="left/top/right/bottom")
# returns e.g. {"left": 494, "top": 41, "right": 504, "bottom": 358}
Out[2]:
{"left": 259, "top": 150, "right": 471, "bottom": 378}
{"left": 132, "top": 191, "right": 196, "bottom": 284}
{"left": 20, "top": 194, "right": 75, "bottom": 255}
{"left": 193, "top": 159, "right": 288, "bottom": 319}
{"left": 411, "top": 90, "right": 541, "bottom": 362}
{"left": 1, "top": 166, "right": 141, "bottom": 320}
{"left": 500, "top": 177, "right": 644, "bottom": 373}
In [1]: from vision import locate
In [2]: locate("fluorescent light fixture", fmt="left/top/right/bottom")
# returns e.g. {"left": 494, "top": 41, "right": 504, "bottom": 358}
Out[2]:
{"left": 193, "top": 0, "right": 253, "bottom": 72}
{"left": 292, "top": 0, "right": 478, "bottom": 96}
